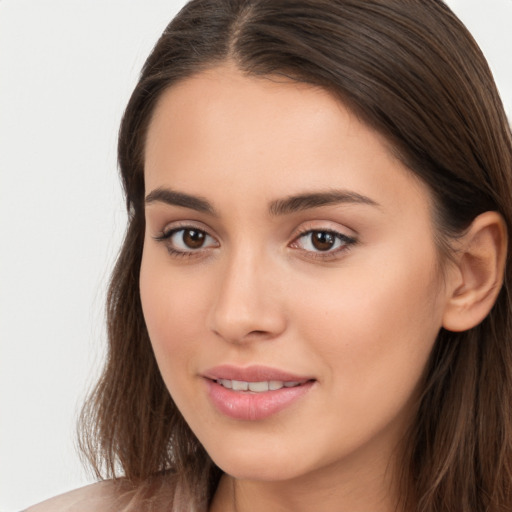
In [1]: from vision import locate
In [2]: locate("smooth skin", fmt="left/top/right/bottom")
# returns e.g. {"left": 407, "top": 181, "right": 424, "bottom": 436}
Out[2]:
{"left": 139, "top": 64, "right": 506, "bottom": 512}
{"left": 26, "top": 64, "right": 506, "bottom": 512}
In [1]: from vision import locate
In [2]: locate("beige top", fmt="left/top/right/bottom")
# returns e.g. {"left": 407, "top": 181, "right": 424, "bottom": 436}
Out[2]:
{"left": 24, "top": 477, "right": 185, "bottom": 512}
{"left": 25, "top": 482, "right": 130, "bottom": 512}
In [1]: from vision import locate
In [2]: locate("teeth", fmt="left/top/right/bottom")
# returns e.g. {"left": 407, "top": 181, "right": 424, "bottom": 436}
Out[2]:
{"left": 284, "top": 381, "right": 301, "bottom": 387}
{"left": 232, "top": 380, "right": 249, "bottom": 391}
{"left": 217, "top": 379, "right": 302, "bottom": 392}
{"left": 219, "top": 379, "right": 232, "bottom": 389}
{"left": 249, "top": 381, "right": 269, "bottom": 392}
{"left": 269, "top": 380, "right": 283, "bottom": 390}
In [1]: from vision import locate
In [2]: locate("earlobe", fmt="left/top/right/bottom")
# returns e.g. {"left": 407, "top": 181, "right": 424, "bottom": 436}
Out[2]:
{"left": 442, "top": 211, "right": 508, "bottom": 332}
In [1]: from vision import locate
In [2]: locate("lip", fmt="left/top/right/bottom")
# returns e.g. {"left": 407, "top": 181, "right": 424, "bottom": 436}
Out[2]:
{"left": 203, "top": 364, "right": 313, "bottom": 382}
{"left": 202, "top": 365, "right": 315, "bottom": 421}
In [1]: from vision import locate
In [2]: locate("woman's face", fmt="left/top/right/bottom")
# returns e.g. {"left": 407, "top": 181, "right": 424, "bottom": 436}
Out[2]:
{"left": 140, "top": 65, "right": 451, "bottom": 484}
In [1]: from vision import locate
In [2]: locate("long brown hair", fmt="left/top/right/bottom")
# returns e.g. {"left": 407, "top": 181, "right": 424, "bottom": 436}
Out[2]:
{"left": 79, "top": 1, "right": 512, "bottom": 510}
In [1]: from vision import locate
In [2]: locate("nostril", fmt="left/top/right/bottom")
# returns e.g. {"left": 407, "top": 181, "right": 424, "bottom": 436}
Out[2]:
{"left": 209, "top": 287, "right": 287, "bottom": 342}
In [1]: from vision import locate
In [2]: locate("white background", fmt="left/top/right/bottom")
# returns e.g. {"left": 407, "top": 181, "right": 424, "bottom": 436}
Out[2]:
{"left": 0, "top": 1, "right": 511, "bottom": 510}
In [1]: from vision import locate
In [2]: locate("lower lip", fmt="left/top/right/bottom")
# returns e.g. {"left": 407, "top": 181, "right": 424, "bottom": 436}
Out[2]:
{"left": 205, "top": 379, "right": 314, "bottom": 421}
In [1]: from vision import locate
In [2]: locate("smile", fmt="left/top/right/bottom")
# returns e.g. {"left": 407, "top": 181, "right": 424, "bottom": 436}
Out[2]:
{"left": 215, "top": 379, "right": 303, "bottom": 392}
{"left": 203, "top": 366, "right": 316, "bottom": 421}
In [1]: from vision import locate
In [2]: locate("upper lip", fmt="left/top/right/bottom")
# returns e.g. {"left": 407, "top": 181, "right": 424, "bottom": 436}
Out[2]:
{"left": 202, "top": 364, "right": 314, "bottom": 383}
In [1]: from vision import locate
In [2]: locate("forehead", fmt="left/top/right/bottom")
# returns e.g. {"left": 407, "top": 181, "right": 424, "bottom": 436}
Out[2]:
{"left": 145, "top": 66, "right": 359, "bottom": 163}
{"left": 144, "top": 63, "right": 429, "bottom": 216}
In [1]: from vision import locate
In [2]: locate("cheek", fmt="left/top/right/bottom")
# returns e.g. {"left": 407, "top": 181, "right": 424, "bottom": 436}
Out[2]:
{"left": 139, "top": 248, "right": 211, "bottom": 383}
{"left": 289, "top": 248, "right": 443, "bottom": 407}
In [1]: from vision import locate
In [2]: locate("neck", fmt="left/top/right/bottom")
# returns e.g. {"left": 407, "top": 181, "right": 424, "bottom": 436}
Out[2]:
{"left": 210, "top": 454, "right": 401, "bottom": 512}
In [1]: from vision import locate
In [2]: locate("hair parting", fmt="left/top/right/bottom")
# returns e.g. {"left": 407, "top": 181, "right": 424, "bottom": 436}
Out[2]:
{"left": 79, "top": 1, "right": 512, "bottom": 510}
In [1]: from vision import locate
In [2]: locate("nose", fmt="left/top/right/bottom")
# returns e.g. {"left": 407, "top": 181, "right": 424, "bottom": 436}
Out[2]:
{"left": 208, "top": 247, "right": 287, "bottom": 344}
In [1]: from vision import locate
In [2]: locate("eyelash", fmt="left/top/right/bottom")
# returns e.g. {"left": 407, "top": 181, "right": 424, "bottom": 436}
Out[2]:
{"left": 154, "top": 226, "right": 218, "bottom": 259}
{"left": 291, "top": 228, "right": 357, "bottom": 260}
{"left": 153, "top": 226, "right": 357, "bottom": 261}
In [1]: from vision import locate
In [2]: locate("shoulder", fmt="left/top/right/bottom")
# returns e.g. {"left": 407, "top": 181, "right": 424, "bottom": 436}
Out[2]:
{"left": 24, "top": 475, "right": 179, "bottom": 512}
{"left": 24, "top": 481, "right": 131, "bottom": 512}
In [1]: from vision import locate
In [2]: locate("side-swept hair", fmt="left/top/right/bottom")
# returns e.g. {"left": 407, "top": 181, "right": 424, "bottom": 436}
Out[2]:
{"left": 79, "top": 1, "right": 512, "bottom": 510}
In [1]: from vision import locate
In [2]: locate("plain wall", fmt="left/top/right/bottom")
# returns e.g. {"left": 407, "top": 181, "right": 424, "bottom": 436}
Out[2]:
{"left": 1, "top": 1, "right": 511, "bottom": 510}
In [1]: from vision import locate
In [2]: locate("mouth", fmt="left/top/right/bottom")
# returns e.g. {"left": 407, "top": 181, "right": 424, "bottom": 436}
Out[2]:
{"left": 213, "top": 378, "right": 308, "bottom": 392}
{"left": 203, "top": 364, "right": 314, "bottom": 383}
{"left": 202, "top": 365, "right": 316, "bottom": 421}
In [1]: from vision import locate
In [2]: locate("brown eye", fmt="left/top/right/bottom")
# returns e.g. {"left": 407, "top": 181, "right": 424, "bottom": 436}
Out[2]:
{"left": 158, "top": 227, "right": 218, "bottom": 254}
{"left": 311, "top": 231, "right": 336, "bottom": 251}
{"left": 292, "top": 229, "right": 356, "bottom": 256}
{"left": 182, "top": 229, "right": 206, "bottom": 249}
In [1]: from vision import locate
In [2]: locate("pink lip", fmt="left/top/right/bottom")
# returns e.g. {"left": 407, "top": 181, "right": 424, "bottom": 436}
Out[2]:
{"left": 202, "top": 365, "right": 315, "bottom": 421}
{"left": 203, "top": 364, "right": 313, "bottom": 382}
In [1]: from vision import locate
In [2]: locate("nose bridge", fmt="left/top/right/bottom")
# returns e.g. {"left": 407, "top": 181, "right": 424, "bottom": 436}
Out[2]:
{"left": 209, "top": 241, "right": 285, "bottom": 343}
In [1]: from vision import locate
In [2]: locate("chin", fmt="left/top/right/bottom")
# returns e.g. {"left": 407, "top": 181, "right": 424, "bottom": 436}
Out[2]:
{"left": 206, "top": 442, "right": 310, "bottom": 482}
{"left": 216, "top": 460, "right": 304, "bottom": 482}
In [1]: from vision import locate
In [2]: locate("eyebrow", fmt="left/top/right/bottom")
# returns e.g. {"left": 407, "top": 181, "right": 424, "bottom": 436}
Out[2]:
{"left": 268, "top": 190, "right": 380, "bottom": 216}
{"left": 145, "top": 187, "right": 379, "bottom": 216}
{"left": 145, "top": 187, "right": 217, "bottom": 215}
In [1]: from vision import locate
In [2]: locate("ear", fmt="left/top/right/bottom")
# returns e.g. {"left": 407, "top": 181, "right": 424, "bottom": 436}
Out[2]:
{"left": 442, "top": 211, "right": 508, "bottom": 332}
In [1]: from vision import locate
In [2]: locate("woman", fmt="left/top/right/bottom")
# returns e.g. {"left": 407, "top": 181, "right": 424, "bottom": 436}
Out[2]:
{"left": 27, "top": 0, "right": 512, "bottom": 510}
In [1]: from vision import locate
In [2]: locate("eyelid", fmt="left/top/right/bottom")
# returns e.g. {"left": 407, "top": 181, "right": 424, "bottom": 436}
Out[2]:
{"left": 289, "top": 223, "right": 358, "bottom": 260}
{"left": 153, "top": 220, "right": 214, "bottom": 239}
{"left": 153, "top": 221, "right": 219, "bottom": 258}
{"left": 155, "top": 227, "right": 217, "bottom": 244}
{"left": 151, "top": 219, "right": 357, "bottom": 261}
{"left": 291, "top": 229, "right": 356, "bottom": 248}
{"left": 290, "top": 220, "right": 357, "bottom": 242}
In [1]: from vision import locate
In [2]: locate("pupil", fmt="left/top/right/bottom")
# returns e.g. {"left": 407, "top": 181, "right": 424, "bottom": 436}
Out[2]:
{"left": 312, "top": 232, "right": 335, "bottom": 251}
{"left": 184, "top": 229, "right": 205, "bottom": 249}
